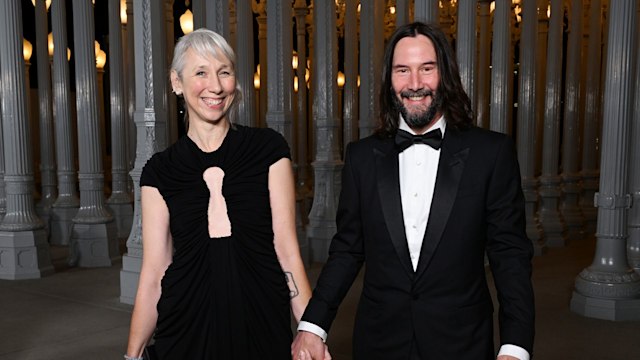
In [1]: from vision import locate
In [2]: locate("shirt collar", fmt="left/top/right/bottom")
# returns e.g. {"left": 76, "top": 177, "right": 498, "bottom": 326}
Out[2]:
{"left": 398, "top": 114, "right": 446, "bottom": 137}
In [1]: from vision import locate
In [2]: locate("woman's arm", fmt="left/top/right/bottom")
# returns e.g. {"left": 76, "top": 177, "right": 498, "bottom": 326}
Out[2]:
{"left": 126, "top": 186, "right": 173, "bottom": 357}
{"left": 269, "top": 158, "right": 312, "bottom": 323}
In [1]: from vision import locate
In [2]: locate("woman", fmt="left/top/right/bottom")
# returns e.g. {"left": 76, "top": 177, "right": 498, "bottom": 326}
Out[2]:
{"left": 125, "top": 29, "right": 313, "bottom": 359}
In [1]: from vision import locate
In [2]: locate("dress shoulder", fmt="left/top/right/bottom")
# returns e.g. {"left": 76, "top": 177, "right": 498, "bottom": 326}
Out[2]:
{"left": 237, "top": 125, "right": 291, "bottom": 166}
{"left": 140, "top": 151, "right": 163, "bottom": 188}
{"left": 139, "top": 139, "right": 187, "bottom": 188}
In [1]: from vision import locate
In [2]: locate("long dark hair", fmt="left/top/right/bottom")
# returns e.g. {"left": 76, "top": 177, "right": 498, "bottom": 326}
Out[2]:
{"left": 376, "top": 22, "right": 473, "bottom": 137}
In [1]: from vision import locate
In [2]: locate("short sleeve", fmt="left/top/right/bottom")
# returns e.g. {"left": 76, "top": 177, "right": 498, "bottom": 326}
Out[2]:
{"left": 264, "top": 128, "right": 291, "bottom": 166}
{"left": 140, "top": 154, "right": 161, "bottom": 188}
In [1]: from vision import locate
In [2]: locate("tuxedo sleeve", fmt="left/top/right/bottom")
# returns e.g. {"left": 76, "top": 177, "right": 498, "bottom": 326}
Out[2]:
{"left": 301, "top": 143, "right": 365, "bottom": 333}
{"left": 484, "top": 135, "right": 535, "bottom": 354}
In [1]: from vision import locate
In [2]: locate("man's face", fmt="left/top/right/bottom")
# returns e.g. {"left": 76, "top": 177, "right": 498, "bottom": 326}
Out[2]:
{"left": 390, "top": 34, "right": 442, "bottom": 132}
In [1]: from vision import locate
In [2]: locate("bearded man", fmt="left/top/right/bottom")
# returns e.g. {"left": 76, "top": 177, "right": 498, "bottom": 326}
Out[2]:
{"left": 291, "top": 22, "right": 535, "bottom": 360}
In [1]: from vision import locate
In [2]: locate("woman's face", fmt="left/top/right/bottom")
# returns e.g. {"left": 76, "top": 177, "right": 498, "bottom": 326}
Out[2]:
{"left": 171, "top": 48, "right": 236, "bottom": 126}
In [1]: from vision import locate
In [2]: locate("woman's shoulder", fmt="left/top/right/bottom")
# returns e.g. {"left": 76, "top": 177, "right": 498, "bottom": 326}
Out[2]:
{"left": 143, "top": 137, "right": 189, "bottom": 170}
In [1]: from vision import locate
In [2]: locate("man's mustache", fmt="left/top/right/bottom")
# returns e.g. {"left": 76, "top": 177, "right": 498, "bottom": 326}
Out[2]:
{"left": 400, "top": 89, "right": 434, "bottom": 98}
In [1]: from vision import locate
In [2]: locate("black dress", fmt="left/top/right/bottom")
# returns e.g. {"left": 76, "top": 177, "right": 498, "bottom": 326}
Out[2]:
{"left": 140, "top": 125, "right": 293, "bottom": 359}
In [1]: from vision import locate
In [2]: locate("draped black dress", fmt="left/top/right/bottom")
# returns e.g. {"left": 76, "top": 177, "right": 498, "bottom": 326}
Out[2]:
{"left": 140, "top": 125, "right": 293, "bottom": 359}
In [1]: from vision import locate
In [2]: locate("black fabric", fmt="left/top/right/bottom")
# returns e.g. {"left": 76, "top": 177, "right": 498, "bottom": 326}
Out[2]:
{"left": 140, "top": 125, "right": 293, "bottom": 360}
{"left": 143, "top": 345, "right": 157, "bottom": 360}
{"left": 395, "top": 128, "right": 443, "bottom": 152}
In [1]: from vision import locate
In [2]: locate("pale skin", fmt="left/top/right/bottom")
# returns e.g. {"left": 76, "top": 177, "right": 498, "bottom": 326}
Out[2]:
{"left": 203, "top": 167, "right": 232, "bottom": 238}
{"left": 126, "top": 47, "right": 314, "bottom": 358}
{"left": 391, "top": 34, "right": 443, "bottom": 134}
{"left": 291, "top": 34, "right": 521, "bottom": 360}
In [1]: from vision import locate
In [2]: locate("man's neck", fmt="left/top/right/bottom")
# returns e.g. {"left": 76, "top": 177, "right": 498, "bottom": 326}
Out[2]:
{"left": 399, "top": 114, "right": 445, "bottom": 135}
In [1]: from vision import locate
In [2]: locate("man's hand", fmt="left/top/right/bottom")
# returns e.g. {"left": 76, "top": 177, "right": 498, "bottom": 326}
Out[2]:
{"left": 497, "top": 356, "right": 520, "bottom": 360}
{"left": 291, "top": 331, "right": 330, "bottom": 360}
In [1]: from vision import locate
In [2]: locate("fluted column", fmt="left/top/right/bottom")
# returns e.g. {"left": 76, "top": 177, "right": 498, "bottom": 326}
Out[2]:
{"left": 34, "top": 0, "right": 57, "bottom": 229}
{"left": 165, "top": 0, "right": 178, "bottom": 145}
{"left": 192, "top": 0, "right": 205, "bottom": 30}
{"left": 396, "top": 0, "right": 409, "bottom": 27}
{"left": 456, "top": 0, "right": 477, "bottom": 113}
{"left": 571, "top": 0, "right": 640, "bottom": 321}
{"left": 0, "top": 0, "right": 51, "bottom": 280}
{"left": 265, "top": 0, "right": 302, "bottom": 263}
{"left": 294, "top": 0, "right": 309, "bottom": 185}
{"left": 561, "top": 0, "right": 585, "bottom": 242}
{"left": 538, "top": 0, "right": 567, "bottom": 247}
{"left": 107, "top": 0, "right": 133, "bottom": 240}
{"left": 476, "top": 0, "right": 491, "bottom": 128}
{"left": 236, "top": 0, "right": 257, "bottom": 127}
{"left": 359, "top": 0, "right": 384, "bottom": 137}
{"left": 125, "top": 0, "right": 136, "bottom": 180}
{"left": 0, "top": 67, "right": 5, "bottom": 221}
{"left": 627, "top": 3, "right": 640, "bottom": 272}
{"left": 205, "top": 0, "right": 230, "bottom": 40}
{"left": 50, "top": 0, "right": 80, "bottom": 246}
{"left": 342, "top": 0, "right": 358, "bottom": 150}
{"left": 517, "top": 0, "right": 543, "bottom": 255}
{"left": 535, "top": 0, "right": 549, "bottom": 176}
{"left": 293, "top": 0, "right": 311, "bottom": 266}
{"left": 266, "top": 0, "right": 294, "bottom": 140}
{"left": 254, "top": 1, "right": 268, "bottom": 128}
{"left": 120, "top": 0, "right": 168, "bottom": 304}
{"left": 489, "top": 0, "right": 512, "bottom": 134}
{"left": 581, "top": 0, "right": 603, "bottom": 235}
{"left": 69, "top": 0, "right": 118, "bottom": 268}
{"left": 415, "top": 0, "right": 439, "bottom": 24}
{"left": 307, "top": 0, "right": 343, "bottom": 263}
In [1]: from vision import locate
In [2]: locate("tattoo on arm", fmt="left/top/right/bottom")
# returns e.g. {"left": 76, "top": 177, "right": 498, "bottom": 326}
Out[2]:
{"left": 284, "top": 271, "right": 299, "bottom": 299}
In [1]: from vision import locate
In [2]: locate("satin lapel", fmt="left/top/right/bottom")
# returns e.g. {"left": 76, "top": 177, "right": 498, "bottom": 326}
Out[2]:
{"left": 415, "top": 130, "right": 469, "bottom": 280}
{"left": 375, "top": 140, "right": 415, "bottom": 278}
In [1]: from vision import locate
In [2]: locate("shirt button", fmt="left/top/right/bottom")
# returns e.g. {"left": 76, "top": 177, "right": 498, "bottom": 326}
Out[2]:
{"left": 416, "top": 161, "right": 422, "bottom": 166}
{"left": 414, "top": 193, "right": 418, "bottom": 197}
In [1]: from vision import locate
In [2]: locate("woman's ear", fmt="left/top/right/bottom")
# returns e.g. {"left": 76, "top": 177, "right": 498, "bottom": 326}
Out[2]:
{"left": 170, "top": 70, "right": 183, "bottom": 95}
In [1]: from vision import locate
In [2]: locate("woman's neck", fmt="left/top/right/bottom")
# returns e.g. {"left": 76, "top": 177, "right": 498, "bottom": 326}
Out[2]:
{"left": 187, "top": 120, "right": 230, "bottom": 153}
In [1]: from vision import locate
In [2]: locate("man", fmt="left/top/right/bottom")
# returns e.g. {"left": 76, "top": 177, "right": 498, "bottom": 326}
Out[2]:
{"left": 292, "top": 22, "right": 535, "bottom": 360}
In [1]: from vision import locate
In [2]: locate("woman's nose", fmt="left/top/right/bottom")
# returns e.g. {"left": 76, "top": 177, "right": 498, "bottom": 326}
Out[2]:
{"left": 207, "top": 76, "right": 222, "bottom": 93}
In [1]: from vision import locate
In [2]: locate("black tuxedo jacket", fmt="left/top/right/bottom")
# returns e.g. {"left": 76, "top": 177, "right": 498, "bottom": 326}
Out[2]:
{"left": 302, "top": 126, "right": 535, "bottom": 360}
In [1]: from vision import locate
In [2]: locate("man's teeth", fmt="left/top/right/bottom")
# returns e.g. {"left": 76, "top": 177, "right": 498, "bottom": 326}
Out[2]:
{"left": 408, "top": 95, "right": 425, "bottom": 101}
{"left": 203, "top": 98, "right": 223, "bottom": 105}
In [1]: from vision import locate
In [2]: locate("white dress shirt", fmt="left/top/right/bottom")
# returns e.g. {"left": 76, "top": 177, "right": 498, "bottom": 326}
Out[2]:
{"left": 298, "top": 115, "right": 529, "bottom": 360}
{"left": 398, "top": 115, "right": 444, "bottom": 270}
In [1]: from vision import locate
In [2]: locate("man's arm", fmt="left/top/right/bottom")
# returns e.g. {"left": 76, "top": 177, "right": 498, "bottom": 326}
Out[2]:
{"left": 292, "top": 144, "right": 366, "bottom": 359}
{"left": 485, "top": 136, "right": 535, "bottom": 355}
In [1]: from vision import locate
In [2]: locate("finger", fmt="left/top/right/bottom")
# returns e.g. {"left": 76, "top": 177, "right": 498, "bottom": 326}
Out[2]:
{"left": 324, "top": 347, "right": 332, "bottom": 360}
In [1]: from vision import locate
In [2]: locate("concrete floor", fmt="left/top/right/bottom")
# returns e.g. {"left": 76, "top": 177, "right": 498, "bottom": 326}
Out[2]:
{"left": 1, "top": 236, "right": 639, "bottom": 360}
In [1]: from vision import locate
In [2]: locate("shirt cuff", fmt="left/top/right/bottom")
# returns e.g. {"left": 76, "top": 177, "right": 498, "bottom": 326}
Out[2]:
{"left": 497, "top": 344, "right": 530, "bottom": 360}
{"left": 297, "top": 321, "right": 328, "bottom": 343}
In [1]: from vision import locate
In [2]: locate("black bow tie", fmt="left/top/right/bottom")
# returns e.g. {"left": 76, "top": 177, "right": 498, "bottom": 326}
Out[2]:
{"left": 395, "top": 128, "right": 443, "bottom": 152}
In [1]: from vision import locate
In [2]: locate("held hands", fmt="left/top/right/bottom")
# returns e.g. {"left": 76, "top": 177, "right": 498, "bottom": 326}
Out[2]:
{"left": 291, "top": 331, "right": 331, "bottom": 360}
{"left": 497, "top": 356, "right": 521, "bottom": 360}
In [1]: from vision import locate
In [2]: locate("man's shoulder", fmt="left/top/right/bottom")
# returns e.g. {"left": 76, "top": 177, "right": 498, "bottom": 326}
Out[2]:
{"left": 452, "top": 125, "right": 512, "bottom": 147}
{"left": 345, "top": 133, "right": 393, "bottom": 156}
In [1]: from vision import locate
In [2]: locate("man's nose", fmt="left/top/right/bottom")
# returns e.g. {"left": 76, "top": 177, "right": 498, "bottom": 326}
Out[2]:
{"left": 408, "top": 71, "right": 421, "bottom": 90}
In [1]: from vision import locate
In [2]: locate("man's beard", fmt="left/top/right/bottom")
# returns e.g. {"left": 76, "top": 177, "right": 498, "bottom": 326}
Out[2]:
{"left": 392, "top": 89, "right": 443, "bottom": 129}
